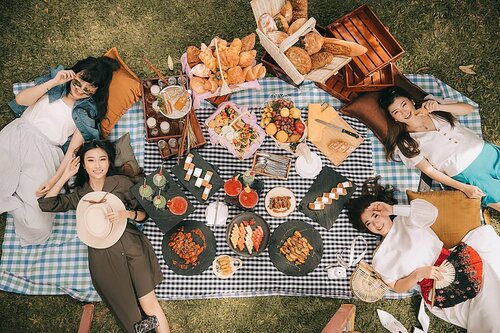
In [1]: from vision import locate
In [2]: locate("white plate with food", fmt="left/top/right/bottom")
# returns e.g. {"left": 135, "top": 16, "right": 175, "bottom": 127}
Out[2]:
{"left": 264, "top": 187, "right": 296, "bottom": 217}
{"left": 158, "top": 85, "right": 192, "bottom": 119}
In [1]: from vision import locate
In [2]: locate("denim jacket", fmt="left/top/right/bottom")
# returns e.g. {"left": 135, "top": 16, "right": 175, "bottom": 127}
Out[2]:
{"left": 8, "top": 65, "right": 101, "bottom": 152}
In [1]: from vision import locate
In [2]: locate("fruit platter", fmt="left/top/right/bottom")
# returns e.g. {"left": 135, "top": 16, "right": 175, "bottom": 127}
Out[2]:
{"left": 205, "top": 101, "right": 265, "bottom": 159}
{"left": 260, "top": 98, "right": 307, "bottom": 153}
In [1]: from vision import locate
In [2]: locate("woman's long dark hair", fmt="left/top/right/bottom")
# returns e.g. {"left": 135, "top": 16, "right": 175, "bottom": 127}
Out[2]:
{"left": 378, "top": 86, "right": 455, "bottom": 161}
{"left": 347, "top": 176, "right": 398, "bottom": 233}
{"left": 67, "top": 56, "right": 119, "bottom": 121}
{"left": 72, "top": 140, "right": 119, "bottom": 188}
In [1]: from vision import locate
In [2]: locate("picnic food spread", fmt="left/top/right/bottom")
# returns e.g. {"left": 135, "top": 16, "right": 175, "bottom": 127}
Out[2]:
{"left": 279, "top": 231, "right": 313, "bottom": 265}
{"left": 168, "top": 226, "right": 206, "bottom": 269}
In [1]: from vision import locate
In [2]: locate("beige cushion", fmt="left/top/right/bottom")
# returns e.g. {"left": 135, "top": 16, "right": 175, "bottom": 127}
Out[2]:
{"left": 406, "top": 190, "right": 481, "bottom": 249}
{"left": 114, "top": 132, "right": 141, "bottom": 177}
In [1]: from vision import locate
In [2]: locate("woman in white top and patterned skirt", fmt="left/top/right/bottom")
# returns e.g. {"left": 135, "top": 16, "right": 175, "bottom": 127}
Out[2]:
{"left": 348, "top": 177, "right": 500, "bottom": 332}
{"left": 0, "top": 57, "right": 118, "bottom": 245}
{"left": 378, "top": 86, "right": 499, "bottom": 212}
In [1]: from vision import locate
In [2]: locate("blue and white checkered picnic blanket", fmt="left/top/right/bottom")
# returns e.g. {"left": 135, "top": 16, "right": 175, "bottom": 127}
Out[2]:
{"left": 0, "top": 75, "right": 481, "bottom": 302}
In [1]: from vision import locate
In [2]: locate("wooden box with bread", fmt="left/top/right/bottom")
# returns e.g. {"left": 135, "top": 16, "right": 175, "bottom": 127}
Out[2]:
{"left": 250, "top": 0, "right": 367, "bottom": 85}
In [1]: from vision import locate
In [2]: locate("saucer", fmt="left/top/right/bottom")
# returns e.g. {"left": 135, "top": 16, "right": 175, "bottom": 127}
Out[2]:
{"left": 295, "top": 152, "right": 322, "bottom": 179}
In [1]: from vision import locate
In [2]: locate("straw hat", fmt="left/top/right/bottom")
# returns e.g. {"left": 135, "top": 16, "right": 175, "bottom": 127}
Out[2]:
{"left": 76, "top": 192, "right": 127, "bottom": 249}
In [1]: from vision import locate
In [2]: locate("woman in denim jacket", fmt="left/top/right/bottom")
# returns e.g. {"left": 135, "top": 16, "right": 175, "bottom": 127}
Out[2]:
{"left": 0, "top": 56, "right": 118, "bottom": 246}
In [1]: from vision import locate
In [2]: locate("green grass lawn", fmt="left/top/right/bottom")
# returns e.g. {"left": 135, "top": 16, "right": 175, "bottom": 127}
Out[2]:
{"left": 0, "top": 0, "right": 498, "bottom": 332}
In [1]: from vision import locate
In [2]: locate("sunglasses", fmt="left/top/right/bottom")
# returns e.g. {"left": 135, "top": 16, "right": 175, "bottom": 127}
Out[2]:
{"left": 71, "top": 76, "right": 97, "bottom": 96}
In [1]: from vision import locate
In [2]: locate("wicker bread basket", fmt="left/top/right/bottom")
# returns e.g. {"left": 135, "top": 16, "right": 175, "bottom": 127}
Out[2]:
{"left": 250, "top": 0, "right": 351, "bottom": 85}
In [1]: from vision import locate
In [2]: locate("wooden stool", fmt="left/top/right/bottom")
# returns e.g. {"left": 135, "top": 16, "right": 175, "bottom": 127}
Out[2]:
{"left": 321, "top": 304, "right": 357, "bottom": 333}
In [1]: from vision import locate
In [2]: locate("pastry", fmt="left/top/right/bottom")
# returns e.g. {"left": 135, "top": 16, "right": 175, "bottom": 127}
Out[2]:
{"left": 190, "top": 77, "right": 208, "bottom": 94}
{"left": 216, "top": 38, "right": 228, "bottom": 52}
{"left": 238, "top": 50, "right": 257, "bottom": 68}
{"left": 280, "top": 0, "right": 293, "bottom": 23}
{"left": 219, "top": 47, "right": 240, "bottom": 69}
{"left": 198, "top": 48, "right": 217, "bottom": 72}
{"left": 303, "top": 31, "right": 324, "bottom": 55}
{"left": 186, "top": 46, "right": 201, "bottom": 68}
{"left": 292, "top": 0, "right": 308, "bottom": 20}
{"left": 287, "top": 18, "right": 307, "bottom": 35}
{"left": 322, "top": 38, "right": 368, "bottom": 57}
{"left": 227, "top": 66, "right": 245, "bottom": 85}
{"left": 230, "top": 38, "right": 242, "bottom": 54}
{"left": 310, "top": 52, "right": 334, "bottom": 70}
{"left": 285, "top": 46, "right": 311, "bottom": 74}
{"left": 267, "top": 31, "right": 289, "bottom": 45}
{"left": 190, "top": 63, "right": 211, "bottom": 78}
{"left": 241, "top": 33, "right": 256, "bottom": 52}
{"left": 203, "top": 75, "right": 219, "bottom": 93}
{"left": 259, "top": 13, "right": 277, "bottom": 34}
{"left": 274, "top": 14, "right": 289, "bottom": 32}
{"left": 243, "top": 63, "right": 266, "bottom": 81}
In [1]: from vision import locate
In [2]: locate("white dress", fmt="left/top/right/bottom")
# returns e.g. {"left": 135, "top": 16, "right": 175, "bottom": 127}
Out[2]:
{"left": 0, "top": 95, "right": 75, "bottom": 246}
{"left": 372, "top": 199, "right": 500, "bottom": 332}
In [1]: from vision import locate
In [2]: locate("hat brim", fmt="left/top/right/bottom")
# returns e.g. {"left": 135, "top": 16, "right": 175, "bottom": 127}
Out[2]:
{"left": 76, "top": 191, "right": 127, "bottom": 249}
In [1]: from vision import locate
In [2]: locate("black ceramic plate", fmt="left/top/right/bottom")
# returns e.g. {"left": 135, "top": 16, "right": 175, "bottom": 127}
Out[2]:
{"left": 132, "top": 168, "right": 194, "bottom": 234}
{"left": 224, "top": 173, "right": 264, "bottom": 211}
{"left": 268, "top": 220, "right": 323, "bottom": 276}
{"left": 298, "top": 167, "right": 356, "bottom": 230}
{"left": 226, "top": 212, "right": 270, "bottom": 257}
{"left": 162, "top": 220, "right": 216, "bottom": 276}
{"left": 171, "top": 149, "right": 224, "bottom": 203}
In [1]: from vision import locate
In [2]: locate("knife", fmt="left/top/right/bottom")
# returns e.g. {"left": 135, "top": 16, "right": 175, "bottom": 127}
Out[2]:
{"left": 315, "top": 119, "right": 360, "bottom": 139}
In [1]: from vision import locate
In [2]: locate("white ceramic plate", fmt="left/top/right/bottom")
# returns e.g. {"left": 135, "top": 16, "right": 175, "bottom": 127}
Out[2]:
{"left": 264, "top": 187, "right": 296, "bottom": 217}
{"left": 295, "top": 152, "right": 322, "bottom": 179}
{"left": 158, "top": 85, "right": 192, "bottom": 119}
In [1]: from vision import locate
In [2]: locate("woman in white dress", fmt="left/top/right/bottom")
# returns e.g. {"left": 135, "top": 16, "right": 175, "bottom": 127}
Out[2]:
{"left": 348, "top": 178, "right": 500, "bottom": 332}
{"left": 378, "top": 86, "right": 499, "bottom": 211}
{"left": 0, "top": 56, "right": 118, "bottom": 246}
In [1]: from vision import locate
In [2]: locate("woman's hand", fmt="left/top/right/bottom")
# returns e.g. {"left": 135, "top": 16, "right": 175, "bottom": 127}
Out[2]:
{"left": 36, "top": 179, "right": 56, "bottom": 197}
{"left": 62, "top": 156, "right": 80, "bottom": 179}
{"left": 421, "top": 100, "right": 440, "bottom": 114}
{"left": 366, "top": 201, "right": 393, "bottom": 217}
{"left": 50, "top": 70, "right": 76, "bottom": 86}
{"left": 415, "top": 266, "right": 445, "bottom": 281}
{"left": 460, "top": 184, "right": 485, "bottom": 199}
{"left": 106, "top": 210, "right": 130, "bottom": 223}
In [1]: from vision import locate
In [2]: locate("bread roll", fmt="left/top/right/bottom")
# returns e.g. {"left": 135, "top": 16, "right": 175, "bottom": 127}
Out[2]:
{"left": 303, "top": 31, "right": 324, "bottom": 55}
{"left": 259, "top": 13, "right": 277, "bottom": 34}
{"left": 292, "top": 0, "right": 308, "bottom": 20}
{"left": 198, "top": 48, "right": 217, "bottom": 72}
{"left": 287, "top": 18, "right": 307, "bottom": 35}
{"left": 190, "top": 77, "right": 207, "bottom": 94}
{"left": 285, "top": 46, "right": 311, "bottom": 74}
{"left": 186, "top": 46, "right": 201, "bottom": 68}
{"left": 267, "top": 31, "right": 289, "bottom": 45}
{"left": 204, "top": 76, "right": 219, "bottom": 93}
{"left": 219, "top": 47, "right": 240, "bottom": 70}
{"left": 322, "top": 38, "right": 368, "bottom": 56}
{"left": 280, "top": 0, "right": 293, "bottom": 23}
{"left": 190, "top": 63, "right": 211, "bottom": 78}
{"left": 274, "top": 14, "right": 289, "bottom": 32}
{"left": 244, "top": 63, "right": 266, "bottom": 81}
{"left": 227, "top": 66, "right": 245, "bottom": 85}
{"left": 241, "top": 33, "right": 256, "bottom": 52}
{"left": 310, "top": 52, "right": 334, "bottom": 70}
{"left": 239, "top": 50, "right": 257, "bottom": 68}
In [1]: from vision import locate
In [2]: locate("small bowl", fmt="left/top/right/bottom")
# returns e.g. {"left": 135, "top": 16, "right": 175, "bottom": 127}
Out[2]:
{"left": 238, "top": 188, "right": 259, "bottom": 209}
{"left": 212, "top": 255, "right": 242, "bottom": 279}
{"left": 224, "top": 178, "right": 243, "bottom": 197}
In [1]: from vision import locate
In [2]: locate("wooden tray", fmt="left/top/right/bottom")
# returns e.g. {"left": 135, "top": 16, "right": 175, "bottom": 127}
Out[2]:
{"left": 298, "top": 167, "right": 356, "bottom": 230}
{"left": 345, "top": 63, "right": 394, "bottom": 92}
{"left": 131, "top": 168, "right": 195, "bottom": 234}
{"left": 157, "top": 110, "right": 207, "bottom": 159}
{"left": 308, "top": 103, "right": 363, "bottom": 166}
{"left": 327, "top": 4, "right": 404, "bottom": 78}
{"left": 171, "top": 149, "right": 224, "bottom": 203}
{"left": 314, "top": 68, "right": 358, "bottom": 103}
{"left": 251, "top": 151, "right": 292, "bottom": 180}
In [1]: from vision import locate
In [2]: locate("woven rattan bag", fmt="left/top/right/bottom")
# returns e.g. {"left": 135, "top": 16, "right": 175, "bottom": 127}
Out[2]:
{"left": 350, "top": 260, "right": 389, "bottom": 302}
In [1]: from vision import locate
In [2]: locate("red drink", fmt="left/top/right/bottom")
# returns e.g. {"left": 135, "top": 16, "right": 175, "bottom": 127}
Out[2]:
{"left": 167, "top": 196, "right": 188, "bottom": 215}
{"left": 238, "top": 188, "right": 259, "bottom": 209}
{"left": 224, "top": 178, "right": 243, "bottom": 197}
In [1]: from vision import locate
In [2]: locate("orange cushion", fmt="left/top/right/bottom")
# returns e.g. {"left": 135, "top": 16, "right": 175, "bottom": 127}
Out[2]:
{"left": 406, "top": 190, "right": 481, "bottom": 249}
{"left": 100, "top": 47, "right": 142, "bottom": 138}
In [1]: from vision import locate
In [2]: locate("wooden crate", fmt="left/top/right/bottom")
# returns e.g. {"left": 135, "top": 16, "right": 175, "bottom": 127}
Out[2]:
{"left": 315, "top": 69, "right": 358, "bottom": 103}
{"left": 345, "top": 63, "right": 394, "bottom": 92}
{"left": 250, "top": 0, "right": 351, "bottom": 85}
{"left": 327, "top": 4, "right": 404, "bottom": 78}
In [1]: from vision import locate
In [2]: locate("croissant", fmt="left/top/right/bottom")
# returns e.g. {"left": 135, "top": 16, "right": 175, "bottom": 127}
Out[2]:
{"left": 241, "top": 33, "right": 256, "bottom": 52}
{"left": 239, "top": 50, "right": 257, "bottom": 68}
{"left": 243, "top": 63, "right": 266, "bottom": 81}
{"left": 227, "top": 66, "right": 245, "bottom": 85}
{"left": 204, "top": 75, "right": 219, "bottom": 93}
{"left": 186, "top": 46, "right": 201, "bottom": 68}
{"left": 310, "top": 52, "right": 334, "bottom": 70}
{"left": 292, "top": 0, "right": 308, "bottom": 20}
{"left": 198, "top": 48, "right": 217, "bottom": 72}
{"left": 219, "top": 47, "right": 240, "bottom": 70}
{"left": 230, "top": 38, "right": 242, "bottom": 54}
{"left": 280, "top": 0, "right": 293, "bottom": 23}
{"left": 303, "top": 31, "right": 324, "bottom": 55}
{"left": 190, "top": 77, "right": 207, "bottom": 94}
{"left": 287, "top": 18, "right": 307, "bottom": 35}
{"left": 216, "top": 39, "right": 228, "bottom": 52}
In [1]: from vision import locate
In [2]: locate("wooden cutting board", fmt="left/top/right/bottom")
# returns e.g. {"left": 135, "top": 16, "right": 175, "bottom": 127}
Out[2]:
{"left": 307, "top": 103, "right": 363, "bottom": 166}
